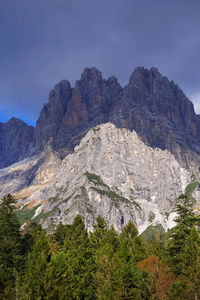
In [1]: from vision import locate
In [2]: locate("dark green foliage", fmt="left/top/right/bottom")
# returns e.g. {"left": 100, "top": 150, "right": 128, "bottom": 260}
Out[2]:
{"left": 21, "top": 230, "right": 51, "bottom": 299}
{"left": 92, "top": 187, "right": 141, "bottom": 210}
{"left": 0, "top": 194, "right": 21, "bottom": 266}
{"left": 182, "top": 226, "right": 200, "bottom": 299}
{"left": 168, "top": 227, "right": 200, "bottom": 300}
{"left": 0, "top": 194, "right": 22, "bottom": 298}
{"left": 85, "top": 171, "right": 109, "bottom": 188}
{"left": 86, "top": 171, "right": 141, "bottom": 210}
{"left": 141, "top": 224, "right": 166, "bottom": 242}
{"left": 21, "top": 221, "right": 43, "bottom": 254}
{"left": 115, "top": 221, "right": 153, "bottom": 299}
{"left": 53, "top": 222, "right": 71, "bottom": 246}
{"left": 16, "top": 204, "right": 41, "bottom": 225}
{"left": 167, "top": 281, "right": 186, "bottom": 300}
{"left": 120, "top": 221, "right": 147, "bottom": 262}
{"left": 47, "top": 215, "right": 95, "bottom": 299}
{"left": 2, "top": 192, "right": 200, "bottom": 300}
{"left": 90, "top": 216, "right": 109, "bottom": 249}
{"left": 185, "top": 181, "right": 199, "bottom": 195}
{"left": 166, "top": 193, "right": 198, "bottom": 275}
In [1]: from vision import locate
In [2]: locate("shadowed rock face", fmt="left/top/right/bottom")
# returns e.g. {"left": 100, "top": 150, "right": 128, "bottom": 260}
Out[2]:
{"left": 1, "top": 66, "right": 200, "bottom": 169}
{"left": 34, "top": 79, "right": 72, "bottom": 150}
{"left": 0, "top": 118, "right": 34, "bottom": 169}
{"left": 124, "top": 67, "right": 199, "bottom": 135}
{"left": 35, "top": 67, "right": 123, "bottom": 155}
{"left": 110, "top": 67, "right": 200, "bottom": 168}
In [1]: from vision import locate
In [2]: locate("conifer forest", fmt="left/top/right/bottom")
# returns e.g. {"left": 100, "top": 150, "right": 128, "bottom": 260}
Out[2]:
{"left": 0, "top": 193, "right": 200, "bottom": 299}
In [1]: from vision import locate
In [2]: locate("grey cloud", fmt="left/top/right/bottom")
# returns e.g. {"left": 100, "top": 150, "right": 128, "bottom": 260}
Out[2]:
{"left": 1, "top": 0, "right": 200, "bottom": 124}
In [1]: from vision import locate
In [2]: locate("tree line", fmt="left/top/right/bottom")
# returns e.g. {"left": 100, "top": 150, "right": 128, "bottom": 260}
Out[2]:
{"left": 0, "top": 193, "right": 200, "bottom": 299}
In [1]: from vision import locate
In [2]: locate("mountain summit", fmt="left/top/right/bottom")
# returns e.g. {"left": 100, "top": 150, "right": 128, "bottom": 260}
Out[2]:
{"left": 0, "top": 66, "right": 200, "bottom": 169}
{"left": 1, "top": 67, "right": 200, "bottom": 233}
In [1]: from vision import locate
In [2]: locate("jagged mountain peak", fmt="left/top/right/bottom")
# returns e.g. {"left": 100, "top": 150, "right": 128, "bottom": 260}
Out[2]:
{"left": 1, "top": 66, "right": 200, "bottom": 170}
{"left": 129, "top": 66, "right": 161, "bottom": 82}
{"left": 80, "top": 67, "right": 103, "bottom": 82}
{"left": 5, "top": 117, "right": 32, "bottom": 126}
{"left": 48, "top": 79, "right": 72, "bottom": 102}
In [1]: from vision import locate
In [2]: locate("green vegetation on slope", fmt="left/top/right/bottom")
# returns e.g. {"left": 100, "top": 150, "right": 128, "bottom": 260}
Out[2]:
{"left": 85, "top": 171, "right": 109, "bottom": 188}
{"left": 16, "top": 204, "right": 41, "bottom": 226}
{"left": 86, "top": 170, "right": 141, "bottom": 211}
{"left": 141, "top": 224, "right": 165, "bottom": 242}
{"left": 1, "top": 193, "right": 200, "bottom": 299}
{"left": 185, "top": 181, "right": 199, "bottom": 195}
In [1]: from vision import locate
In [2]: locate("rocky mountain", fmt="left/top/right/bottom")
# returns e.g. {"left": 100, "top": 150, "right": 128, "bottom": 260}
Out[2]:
{"left": 1, "top": 67, "right": 200, "bottom": 169}
{"left": 1, "top": 66, "right": 200, "bottom": 233}
{"left": 35, "top": 67, "right": 122, "bottom": 158}
{"left": 1, "top": 123, "right": 200, "bottom": 233}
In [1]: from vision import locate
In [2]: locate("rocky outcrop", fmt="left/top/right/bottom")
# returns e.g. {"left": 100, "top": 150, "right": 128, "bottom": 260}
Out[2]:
{"left": 34, "top": 80, "right": 72, "bottom": 150}
{"left": 1, "top": 66, "right": 200, "bottom": 169}
{"left": 0, "top": 118, "right": 34, "bottom": 168}
{"left": 35, "top": 67, "right": 200, "bottom": 169}
{"left": 110, "top": 67, "right": 200, "bottom": 169}
{"left": 35, "top": 67, "right": 122, "bottom": 155}
{"left": 1, "top": 123, "right": 198, "bottom": 233}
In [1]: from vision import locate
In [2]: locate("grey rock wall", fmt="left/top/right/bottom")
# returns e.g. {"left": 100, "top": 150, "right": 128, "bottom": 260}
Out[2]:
{"left": 1, "top": 123, "right": 196, "bottom": 233}
{"left": 0, "top": 118, "right": 34, "bottom": 169}
{"left": 1, "top": 66, "right": 200, "bottom": 170}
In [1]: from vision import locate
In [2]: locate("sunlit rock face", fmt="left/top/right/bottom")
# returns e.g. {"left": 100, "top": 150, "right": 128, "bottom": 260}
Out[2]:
{"left": 1, "top": 123, "right": 196, "bottom": 233}
{"left": 1, "top": 66, "right": 200, "bottom": 233}
{"left": 35, "top": 66, "right": 200, "bottom": 169}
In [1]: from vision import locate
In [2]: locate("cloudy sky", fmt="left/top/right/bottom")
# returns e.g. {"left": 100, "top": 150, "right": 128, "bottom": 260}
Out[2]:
{"left": 1, "top": 0, "right": 200, "bottom": 125}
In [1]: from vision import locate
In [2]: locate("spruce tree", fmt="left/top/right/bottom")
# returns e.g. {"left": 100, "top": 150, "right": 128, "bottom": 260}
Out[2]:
{"left": 0, "top": 194, "right": 22, "bottom": 298}
{"left": 182, "top": 226, "right": 200, "bottom": 299}
{"left": 47, "top": 215, "right": 95, "bottom": 299}
{"left": 21, "top": 230, "right": 50, "bottom": 299}
{"left": 53, "top": 222, "right": 71, "bottom": 247}
{"left": 115, "top": 221, "right": 152, "bottom": 299}
{"left": 169, "top": 227, "right": 200, "bottom": 300}
{"left": 92, "top": 224, "right": 124, "bottom": 299}
{"left": 90, "top": 216, "right": 108, "bottom": 250}
{"left": 166, "top": 193, "right": 197, "bottom": 275}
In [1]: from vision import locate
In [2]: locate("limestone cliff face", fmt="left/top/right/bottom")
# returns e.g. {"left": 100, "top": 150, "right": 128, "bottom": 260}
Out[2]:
{"left": 1, "top": 66, "right": 200, "bottom": 170}
{"left": 110, "top": 67, "right": 200, "bottom": 169}
{"left": 33, "top": 67, "right": 200, "bottom": 170}
{"left": 36, "top": 67, "right": 122, "bottom": 155}
{"left": 1, "top": 123, "right": 198, "bottom": 233}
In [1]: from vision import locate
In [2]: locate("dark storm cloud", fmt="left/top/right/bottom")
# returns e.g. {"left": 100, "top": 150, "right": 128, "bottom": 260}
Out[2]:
{"left": 1, "top": 0, "right": 200, "bottom": 125}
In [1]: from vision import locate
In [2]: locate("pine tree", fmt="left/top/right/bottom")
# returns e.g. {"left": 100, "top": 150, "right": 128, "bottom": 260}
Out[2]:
{"left": 47, "top": 215, "right": 95, "bottom": 299}
{"left": 53, "top": 222, "right": 71, "bottom": 247}
{"left": 182, "top": 226, "right": 200, "bottom": 299}
{"left": 0, "top": 194, "right": 21, "bottom": 267}
{"left": 21, "top": 230, "right": 51, "bottom": 299}
{"left": 92, "top": 225, "right": 124, "bottom": 299}
{"left": 169, "top": 226, "right": 200, "bottom": 300}
{"left": 0, "top": 194, "right": 22, "bottom": 298}
{"left": 166, "top": 193, "right": 197, "bottom": 275}
{"left": 21, "top": 221, "right": 43, "bottom": 255}
{"left": 120, "top": 220, "right": 147, "bottom": 262}
{"left": 90, "top": 216, "right": 108, "bottom": 250}
{"left": 94, "top": 248, "right": 124, "bottom": 299}
{"left": 115, "top": 221, "right": 152, "bottom": 299}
